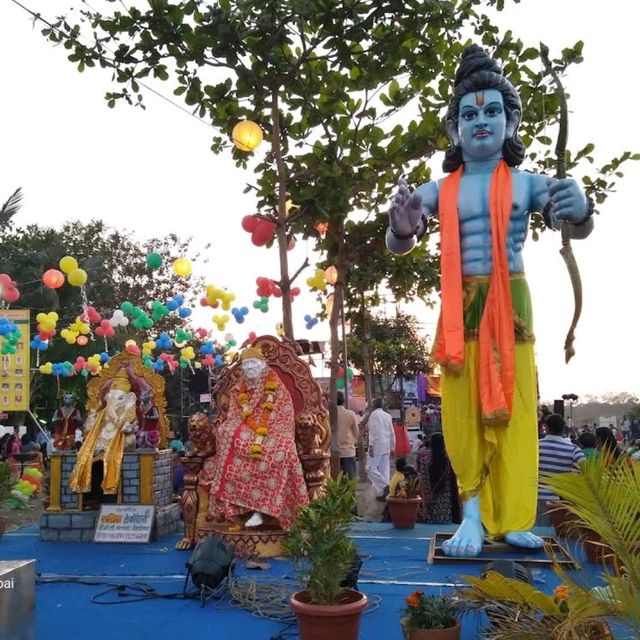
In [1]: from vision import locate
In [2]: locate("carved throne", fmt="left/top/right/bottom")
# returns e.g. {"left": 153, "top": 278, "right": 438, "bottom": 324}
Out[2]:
{"left": 176, "top": 335, "right": 331, "bottom": 557}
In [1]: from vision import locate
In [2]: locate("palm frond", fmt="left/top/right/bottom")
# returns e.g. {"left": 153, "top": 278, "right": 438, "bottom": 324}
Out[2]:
{"left": 0, "top": 188, "right": 24, "bottom": 226}
{"left": 459, "top": 572, "right": 560, "bottom": 614}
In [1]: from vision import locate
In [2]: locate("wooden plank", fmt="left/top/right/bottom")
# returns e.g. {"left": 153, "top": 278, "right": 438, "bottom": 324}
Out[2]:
{"left": 428, "top": 533, "right": 577, "bottom": 569}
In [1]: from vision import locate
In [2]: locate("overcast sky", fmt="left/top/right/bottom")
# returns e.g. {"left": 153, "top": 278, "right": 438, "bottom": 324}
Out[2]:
{"left": 1, "top": 0, "right": 638, "bottom": 401}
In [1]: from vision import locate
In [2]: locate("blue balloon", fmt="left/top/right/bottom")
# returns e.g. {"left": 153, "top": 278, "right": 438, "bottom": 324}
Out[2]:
{"left": 153, "top": 360, "right": 165, "bottom": 372}
{"left": 100, "top": 352, "right": 111, "bottom": 363}
{"left": 166, "top": 298, "right": 179, "bottom": 311}
{"left": 178, "top": 307, "right": 192, "bottom": 318}
{"left": 174, "top": 295, "right": 185, "bottom": 306}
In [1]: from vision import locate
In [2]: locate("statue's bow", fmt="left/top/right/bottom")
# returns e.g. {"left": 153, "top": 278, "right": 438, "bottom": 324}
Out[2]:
{"left": 540, "top": 43, "right": 582, "bottom": 364}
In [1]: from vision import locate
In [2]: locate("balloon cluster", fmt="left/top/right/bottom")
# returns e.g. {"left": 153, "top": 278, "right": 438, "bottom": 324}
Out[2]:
{"left": 0, "top": 317, "right": 21, "bottom": 354}
{"left": 201, "top": 285, "right": 236, "bottom": 310}
{"left": 255, "top": 277, "right": 299, "bottom": 302}
{"left": 73, "top": 355, "right": 103, "bottom": 377}
{"left": 59, "top": 256, "right": 88, "bottom": 288}
{"left": 304, "top": 314, "right": 319, "bottom": 330}
{"left": 6, "top": 468, "right": 43, "bottom": 508}
{"left": 253, "top": 297, "right": 269, "bottom": 313}
{"left": 306, "top": 268, "right": 327, "bottom": 291}
{"left": 213, "top": 314, "right": 230, "bottom": 331}
{"left": 336, "top": 366, "right": 354, "bottom": 390}
{"left": 232, "top": 306, "right": 249, "bottom": 324}
{"left": 241, "top": 215, "right": 276, "bottom": 247}
{"left": 39, "top": 352, "right": 109, "bottom": 376}
{"left": 0, "top": 273, "right": 20, "bottom": 304}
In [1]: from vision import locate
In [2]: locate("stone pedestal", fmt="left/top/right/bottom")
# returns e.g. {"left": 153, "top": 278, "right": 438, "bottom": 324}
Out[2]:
{"left": 41, "top": 449, "right": 182, "bottom": 541}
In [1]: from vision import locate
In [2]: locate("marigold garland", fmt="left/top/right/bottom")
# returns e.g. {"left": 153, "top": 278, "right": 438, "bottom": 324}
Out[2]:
{"left": 238, "top": 370, "right": 279, "bottom": 460}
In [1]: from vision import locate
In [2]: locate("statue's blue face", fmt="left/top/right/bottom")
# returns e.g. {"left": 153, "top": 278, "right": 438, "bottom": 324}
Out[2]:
{"left": 457, "top": 89, "right": 506, "bottom": 161}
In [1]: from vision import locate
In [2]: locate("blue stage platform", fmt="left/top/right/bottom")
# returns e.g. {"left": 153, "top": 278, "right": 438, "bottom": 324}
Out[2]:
{"left": 1, "top": 522, "right": 597, "bottom": 640}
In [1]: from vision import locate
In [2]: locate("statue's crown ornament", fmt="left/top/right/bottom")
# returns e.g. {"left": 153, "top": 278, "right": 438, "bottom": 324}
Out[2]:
{"left": 111, "top": 368, "right": 132, "bottom": 392}
{"left": 240, "top": 346, "right": 264, "bottom": 361}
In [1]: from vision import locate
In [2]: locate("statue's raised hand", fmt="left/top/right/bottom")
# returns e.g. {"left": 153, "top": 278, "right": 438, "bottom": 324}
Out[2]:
{"left": 389, "top": 179, "right": 423, "bottom": 237}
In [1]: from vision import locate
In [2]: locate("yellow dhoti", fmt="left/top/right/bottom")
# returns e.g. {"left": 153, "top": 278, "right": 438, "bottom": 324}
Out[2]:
{"left": 440, "top": 275, "right": 538, "bottom": 537}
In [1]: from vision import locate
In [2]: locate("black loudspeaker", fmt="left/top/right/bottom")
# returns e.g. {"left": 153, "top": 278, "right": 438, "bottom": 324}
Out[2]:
{"left": 553, "top": 399, "right": 565, "bottom": 418}
{"left": 186, "top": 536, "right": 235, "bottom": 591}
{"left": 188, "top": 369, "right": 210, "bottom": 394}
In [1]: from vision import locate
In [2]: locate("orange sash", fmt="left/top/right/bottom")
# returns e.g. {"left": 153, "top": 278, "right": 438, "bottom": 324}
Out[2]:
{"left": 433, "top": 160, "right": 515, "bottom": 425}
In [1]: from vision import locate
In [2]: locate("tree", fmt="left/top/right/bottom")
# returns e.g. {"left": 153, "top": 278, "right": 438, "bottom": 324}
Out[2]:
{"left": 348, "top": 310, "right": 430, "bottom": 404}
{"left": 34, "top": 0, "right": 635, "bottom": 440}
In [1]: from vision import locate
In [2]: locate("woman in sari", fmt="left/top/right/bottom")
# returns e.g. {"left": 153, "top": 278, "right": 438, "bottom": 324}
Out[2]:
{"left": 417, "top": 432, "right": 460, "bottom": 523}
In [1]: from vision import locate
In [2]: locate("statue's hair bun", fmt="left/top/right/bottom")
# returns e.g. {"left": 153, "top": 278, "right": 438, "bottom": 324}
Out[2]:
{"left": 454, "top": 44, "right": 503, "bottom": 87}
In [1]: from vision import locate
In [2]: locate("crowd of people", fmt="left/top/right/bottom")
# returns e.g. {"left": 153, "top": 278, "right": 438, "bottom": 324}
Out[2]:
{"left": 335, "top": 395, "right": 640, "bottom": 526}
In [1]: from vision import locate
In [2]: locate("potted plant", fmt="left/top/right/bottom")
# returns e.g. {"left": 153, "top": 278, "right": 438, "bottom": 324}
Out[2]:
{"left": 0, "top": 460, "right": 16, "bottom": 539}
{"left": 401, "top": 591, "right": 460, "bottom": 639}
{"left": 284, "top": 473, "right": 367, "bottom": 640}
{"left": 387, "top": 476, "right": 421, "bottom": 529}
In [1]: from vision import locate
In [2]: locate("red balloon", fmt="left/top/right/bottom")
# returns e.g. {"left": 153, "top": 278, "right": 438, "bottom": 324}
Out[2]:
{"left": 199, "top": 297, "right": 209, "bottom": 307}
{"left": 3, "top": 286, "right": 19, "bottom": 303}
{"left": 337, "top": 367, "right": 345, "bottom": 377}
{"left": 0, "top": 274, "right": 11, "bottom": 287}
{"left": 251, "top": 220, "right": 276, "bottom": 246}
{"left": 42, "top": 269, "right": 65, "bottom": 289}
{"left": 241, "top": 215, "right": 260, "bottom": 232}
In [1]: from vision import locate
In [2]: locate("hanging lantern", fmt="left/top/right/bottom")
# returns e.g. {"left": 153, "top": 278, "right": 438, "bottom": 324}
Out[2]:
{"left": 172, "top": 257, "right": 192, "bottom": 277}
{"left": 42, "top": 269, "right": 65, "bottom": 289}
{"left": 324, "top": 266, "right": 338, "bottom": 286}
{"left": 325, "top": 293, "right": 334, "bottom": 318}
{"left": 232, "top": 120, "right": 263, "bottom": 152}
{"left": 76, "top": 335, "right": 88, "bottom": 346}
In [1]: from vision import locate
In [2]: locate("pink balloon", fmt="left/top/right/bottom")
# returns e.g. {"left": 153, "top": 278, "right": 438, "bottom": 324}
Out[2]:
{"left": 3, "top": 286, "right": 20, "bottom": 303}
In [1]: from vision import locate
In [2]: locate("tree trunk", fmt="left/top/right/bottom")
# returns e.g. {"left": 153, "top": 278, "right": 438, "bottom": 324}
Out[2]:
{"left": 328, "top": 225, "right": 347, "bottom": 478}
{"left": 270, "top": 87, "right": 294, "bottom": 340}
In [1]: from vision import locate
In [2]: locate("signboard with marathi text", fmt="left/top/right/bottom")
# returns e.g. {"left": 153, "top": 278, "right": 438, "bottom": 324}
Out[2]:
{"left": 94, "top": 505, "right": 155, "bottom": 544}
{"left": 0, "top": 309, "right": 30, "bottom": 412}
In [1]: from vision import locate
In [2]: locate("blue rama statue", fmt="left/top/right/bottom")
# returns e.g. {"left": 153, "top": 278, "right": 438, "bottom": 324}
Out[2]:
{"left": 387, "top": 45, "right": 593, "bottom": 558}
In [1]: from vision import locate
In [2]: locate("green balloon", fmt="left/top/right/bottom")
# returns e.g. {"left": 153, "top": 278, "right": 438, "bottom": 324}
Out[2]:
{"left": 121, "top": 301, "right": 134, "bottom": 314}
{"left": 146, "top": 252, "right": 163, "bottom": 270}
{"left": 336, "top": 377, "right": 345, "bottom": 390}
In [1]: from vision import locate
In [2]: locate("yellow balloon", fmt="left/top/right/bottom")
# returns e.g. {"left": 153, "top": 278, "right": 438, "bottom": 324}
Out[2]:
{"left": 59, "top": 256, "right": 78, "bottom": 274}
{"left": 232, "top": 120, "right": 263, "bottom": 152}
{"left": 67, "top": 268, "right": 88, "bottom": 287}
{"left": 172, "top": 257, "right": 192, "bottom": 277}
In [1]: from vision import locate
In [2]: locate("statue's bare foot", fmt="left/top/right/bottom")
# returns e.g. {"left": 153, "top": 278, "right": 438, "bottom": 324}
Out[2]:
{"left": 504, "top": 531, "right": 543, "bottom": 549}
{"left": 244, "top": 512, "right": 264, "bottom": 528}
{"left": 441, "top": 495, "right": 484, "bottom": 558}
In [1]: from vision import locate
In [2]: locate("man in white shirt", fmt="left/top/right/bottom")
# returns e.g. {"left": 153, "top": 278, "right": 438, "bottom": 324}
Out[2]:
{"left": 366, "top": 398, "right": 395, "bottom": 500}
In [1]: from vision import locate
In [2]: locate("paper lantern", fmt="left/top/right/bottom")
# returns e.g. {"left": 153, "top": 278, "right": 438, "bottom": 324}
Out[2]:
{"left": 59, "top": 256, "right": 78, "bottom": 274}
{"left": 326, "top": 293, "right": 334, "bottom": 318}
{"left": 76, "top": 335, "right": 88, "bottom": 346}
{"left": 67, "top": 268, "right": 87, "bottom": 287}
{"left": 315, "top": 222, "right": 328, "bottom": 235}
{"left": 232, "top": 120, "right": 263, "bottom": 152}
{"left": 42, "top": 269, "right": 65, "bottom": 289}
{"left": 324, "top": 266, "right": 338, "bottom": 285}
{"left": 172, "top": 258, "right": 192, "bottom": 277}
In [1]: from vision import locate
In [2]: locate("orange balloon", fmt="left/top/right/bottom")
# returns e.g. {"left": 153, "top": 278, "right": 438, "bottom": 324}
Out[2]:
{"left": 324, "top": 266, "right": 338, "bottom": 286}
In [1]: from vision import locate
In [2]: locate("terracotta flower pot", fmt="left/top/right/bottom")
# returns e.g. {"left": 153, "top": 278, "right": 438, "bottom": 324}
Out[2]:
{"left": 387, "top": 496, "right": 421, "bottom": 529}
{"left": 290, "top": 588, "right": 367, "bottom": 640}
{"left": 547, "top": 501, "right": 584, "bottom": 539}
{"left": 403, "top": 619, "right": 461, "bottom": 640}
